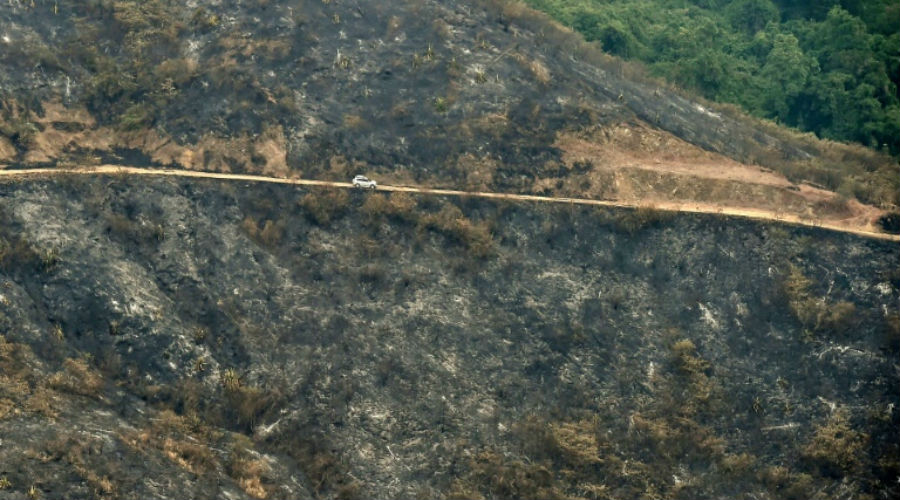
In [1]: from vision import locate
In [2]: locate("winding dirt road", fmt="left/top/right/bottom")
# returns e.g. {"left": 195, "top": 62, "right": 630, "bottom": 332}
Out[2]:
{"left": 1, "top": 165, "right": 897, "bottom": 242}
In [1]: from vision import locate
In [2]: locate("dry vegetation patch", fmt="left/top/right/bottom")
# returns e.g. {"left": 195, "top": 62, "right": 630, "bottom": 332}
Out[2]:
{"left": 123, "top": 409, "right": 219, "bottom": 475}
{"left": 49, "top": 358, "right": 105, "bottom": 398}
{"left": 228, "top": 435, "right": 273, "bottom": 499}
{"left": 0, "top": 137, "right": 16, "bottom": 163}
{"left": 241, "top": 216, "right": 286, "bottom": 249}
{"left": 802, "top": 410, "right": 869, "bottom": 475}
{"left": 299, "top": 189, "right": 350, "bottom": 226}
{"left": 783, "top": 264, "right": 857, "bottom": 339}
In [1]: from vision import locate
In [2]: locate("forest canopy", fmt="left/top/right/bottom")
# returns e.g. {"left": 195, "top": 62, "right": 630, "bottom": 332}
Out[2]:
{"left": 524, "top": 0, "right": 900, "bottom": 155}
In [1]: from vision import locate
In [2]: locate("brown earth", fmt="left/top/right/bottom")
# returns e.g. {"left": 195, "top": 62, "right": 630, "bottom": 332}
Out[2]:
{"left": 551, "top": 122, "right": 888, "bottom": 235}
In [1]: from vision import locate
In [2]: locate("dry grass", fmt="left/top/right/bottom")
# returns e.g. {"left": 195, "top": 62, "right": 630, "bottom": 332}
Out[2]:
{"left": 361, "top": 195, "right": 496, "bottom": 258}
{"left": 759, "top": 466, "right": 814, "bottom": 500}
{"left": 456, "top": 154, "right": 498, "bottom": 191}
{"left": 454, "top": 335, "right": 728, "bottom": 500}
{"left": 784, "top": 265, "right": 857, "bottom": 337}
{"left": 0, "top": 136, "right": 15, "bottom": 162}
{"left": 49, "top": 358, "right": 104, "bottom": 398}
{"left": 24, "top": 386, "right": 57, "bottom": 418}
{"left": 123, "top": 409, "right": 218, "bottom": 475}
{"left": 362, "top": 192, "right": 417, "bottom": 222}
{"left": 419, "top": 204, "right": 496, "bottom": 258}
{"left": 547, "top": 419, "right": 602, "bottom": 467}
{"left": 0, "top": 221, "right": 41, "bottom": 272}
{"left": 513, "top": 53, "right": 551, "bottom": 86}
{"left": 221, "top": 370, "right": 283, "bottom": 431}
{"left": 670, "top": 339, "right": 709, "bottom": 376}
{"left": 241, "top": 216, "right": 285, "bottom": 248}
{"left": 612, "top": 205, "right": 674, "bottom": 234}
{"left": 0, "top": 335, "right": 55, "bottom": 418}
{"left": 802, "top": 410, "right": 868, "bottom": 475}
{"left": 299, "top": 189, "right": 350, "bottom": 226}
{"left": 342, "top": 114, "right": 367, "bottom": 130}
{"left": 228, "top": 436, "right": 272, "bottom": 499}
{"left": 43, "top": 434, "right": 119, "bottom": 499}
{"left": 463, "top": 450, "right": 564, "bottom": 500}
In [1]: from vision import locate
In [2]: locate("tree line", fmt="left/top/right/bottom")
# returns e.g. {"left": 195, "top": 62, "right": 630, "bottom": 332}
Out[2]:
{"left": 524, "top": 0, "right": 899, "bottom": 156}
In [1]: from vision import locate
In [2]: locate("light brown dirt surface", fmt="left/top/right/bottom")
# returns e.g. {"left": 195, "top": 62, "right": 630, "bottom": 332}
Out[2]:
{"left": 552, "top": 121, "right": 890, "bottom": 236}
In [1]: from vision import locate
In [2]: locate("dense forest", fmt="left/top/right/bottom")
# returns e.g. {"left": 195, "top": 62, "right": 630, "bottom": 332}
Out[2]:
{"left": 525, "top": 0, "right": 900, "bottom": 156}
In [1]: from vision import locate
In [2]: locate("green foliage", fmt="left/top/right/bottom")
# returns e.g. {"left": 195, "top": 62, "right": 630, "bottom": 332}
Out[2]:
{"left": 61, "top": 0, "right": 189, "bottom": 127}
{"left": 524, "top": 0, "right": 900, "bottom": 155}
{"left": 433, "top": 96, "right": 450, "bottom": 113}
{"left": 726, "top": 0, "right": 779, "bottom": 34}
{"left": 119, "top": 102, "right": 154, "bottom": 130}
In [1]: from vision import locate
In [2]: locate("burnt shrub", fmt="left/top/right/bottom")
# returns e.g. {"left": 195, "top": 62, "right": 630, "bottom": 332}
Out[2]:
{"left": 878, "top": 212, "right": 900, "bottom": 234}
{"left": 299, "top": 189, "right": 350, "bottom": 226}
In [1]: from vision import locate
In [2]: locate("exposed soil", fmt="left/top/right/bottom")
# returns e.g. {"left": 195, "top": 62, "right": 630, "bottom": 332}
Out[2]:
{"left": 552, "top": 122, "right": 889, "bottom": 233}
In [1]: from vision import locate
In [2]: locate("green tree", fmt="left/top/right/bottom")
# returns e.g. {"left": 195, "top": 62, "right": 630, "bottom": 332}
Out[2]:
{"left": 596, "top": 19, "right": 641, "bottom": 57}
{"left": 525, "top": 0, "right": 900, "bottom": 154}
{"left": 759, "top": 33, "right": 815, "bottom": 120}
{"left": 726, "top": 0, "right": 779, "bottom": 34}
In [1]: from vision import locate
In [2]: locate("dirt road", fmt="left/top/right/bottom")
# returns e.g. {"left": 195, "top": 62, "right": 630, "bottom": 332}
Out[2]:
{"left": 1, "top": 165, "right": 896, "bottom": 242}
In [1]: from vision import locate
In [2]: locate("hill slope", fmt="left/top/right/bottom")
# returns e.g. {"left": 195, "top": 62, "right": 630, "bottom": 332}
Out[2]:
{"left": 0, "top": 176, "right": 898, "bottom": 499}
{"left": 0, "top": 1, "right": 898, "bottom": 499}
{"left": 0, "top": 0, "right": 897, "bottom": 232}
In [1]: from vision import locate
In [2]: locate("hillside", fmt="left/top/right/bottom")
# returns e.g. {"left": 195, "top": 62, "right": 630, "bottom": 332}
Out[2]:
{"left": 1, "top": 176, "right": 898, "bottom": 499}
{"left": 0, "top": 1, "right": 898, "bottom": 499}
{"left": 0, "top": 0, "right": 897, "bottom": 234}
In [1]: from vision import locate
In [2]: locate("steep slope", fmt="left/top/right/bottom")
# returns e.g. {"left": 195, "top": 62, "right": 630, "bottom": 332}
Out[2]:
{"left": 1, "top": 177, "right": 898, "bottom": 499}
{"left": 0, "top": 0, "right": 897, "bottom": 231}
{"left": 0, "top": 1, "right": 898, "bottom": 498}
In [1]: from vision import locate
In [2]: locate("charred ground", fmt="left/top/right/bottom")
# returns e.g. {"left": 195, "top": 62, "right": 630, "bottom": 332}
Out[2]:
{"left": 1, "top": 1, "right": 899, "bottom": 499}
{"left": 0, "top": 176, "right": 898, "bottom": 499}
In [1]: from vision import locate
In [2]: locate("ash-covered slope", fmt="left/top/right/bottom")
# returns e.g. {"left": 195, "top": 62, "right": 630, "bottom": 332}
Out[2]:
{"left": 0, "top": 177, "right": 897, "bottom": 499}
{"left": 1, "top": 0, "right": 896, "bottom": 211}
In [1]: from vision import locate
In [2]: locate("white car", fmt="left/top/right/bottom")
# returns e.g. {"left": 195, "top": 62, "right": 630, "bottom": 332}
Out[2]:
{"left": 352, "top": 175, "right": 377, "bottom": 189}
